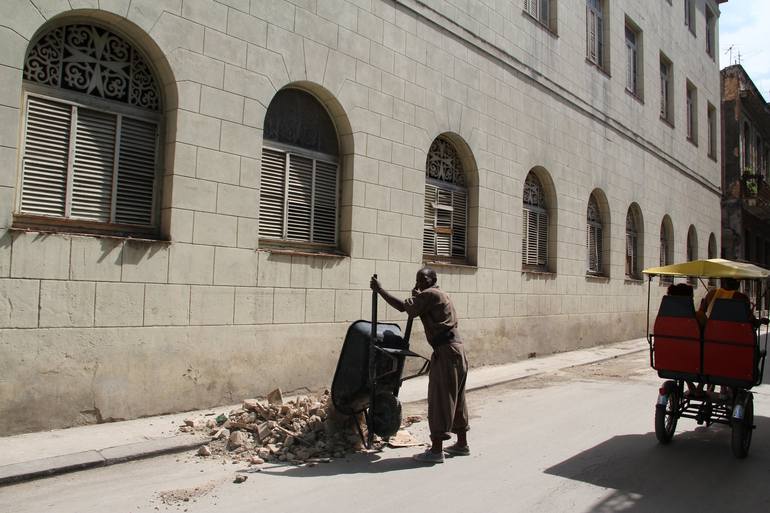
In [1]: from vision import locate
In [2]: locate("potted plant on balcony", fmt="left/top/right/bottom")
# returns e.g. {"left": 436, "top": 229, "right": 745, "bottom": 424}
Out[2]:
{"left": 743, "top": 167, "right": 758, "bottom": 196}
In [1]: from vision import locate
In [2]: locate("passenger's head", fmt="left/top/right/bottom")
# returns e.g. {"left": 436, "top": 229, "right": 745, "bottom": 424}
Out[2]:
{"left": 416, "top": 267, "right": 437, "bottom": 290}
{"left": 721, "top": 277, "right": 740, "bottom": 291}
{"left": 667, "top": 283, "right": 694, "bottom": 297}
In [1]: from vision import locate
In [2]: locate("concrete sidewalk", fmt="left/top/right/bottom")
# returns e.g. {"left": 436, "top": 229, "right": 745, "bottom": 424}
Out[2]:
{"left": 0, "top": 338, "right": 648, "bottom": 486}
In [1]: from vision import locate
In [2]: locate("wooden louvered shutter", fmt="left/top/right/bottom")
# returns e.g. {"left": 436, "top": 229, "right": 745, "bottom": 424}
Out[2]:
{"left": 116, "top": 117, "right": 158, "bottom": 225}
{"left": 522, "top": 209, "right": 537, "bottom": 266}
{"left": 20, "top": 96, "right": 71, "bottom": 217}
{"left": 286, "top": 154, "right": 313, "bottom": 241}
{"left": 70, "top": 107, "right": 116, "bottom": 222}
{"left": 259, "top": 148, "right": 287, "bottom": 239}
{"left": 423, "top": 185, "right": 437, "bottom": 255}
{"left": 626, "top": 233, "right": 636, "bottom": 276}
{"left": 435, "top": 189, "right": 453, "bottom": 257}
{"left": 312, "top": 159, "right": 337, "bottom": 245}
{"left": 587, "top": 224, "right": 601, "bottom": 273}
{"left": 452, "top": 189, "right": 467, "bottom": 258}
{"left": 536, "top": 211, "right": 548, "bottom": 266}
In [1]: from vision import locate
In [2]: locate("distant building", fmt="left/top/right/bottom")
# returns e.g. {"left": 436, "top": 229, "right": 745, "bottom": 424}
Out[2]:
{"left": 720, "top": 63, "right": 770, "bottom": 311}
{"left": 0, "top": 1, "right": 725, "bottom": 433}
{"left": 720, "top": 64, "right": 770, "bottom": 266}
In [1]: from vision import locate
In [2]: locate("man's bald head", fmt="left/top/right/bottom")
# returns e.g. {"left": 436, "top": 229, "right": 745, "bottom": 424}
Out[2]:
{"left": 416, "top": 267, "right": 437, "bottom": 290}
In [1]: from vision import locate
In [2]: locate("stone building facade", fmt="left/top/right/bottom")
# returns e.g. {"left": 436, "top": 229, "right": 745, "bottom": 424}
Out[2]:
{"left": 0, "top": 0, "right": 724, "bottom": 434}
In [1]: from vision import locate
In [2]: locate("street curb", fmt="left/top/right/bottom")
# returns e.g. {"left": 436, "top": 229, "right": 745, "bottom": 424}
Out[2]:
{"left": 462, "top": 346, "right": 649, "bottom": 395}
{"left": 0, "top": 436, "right": 206, "bottom": 487}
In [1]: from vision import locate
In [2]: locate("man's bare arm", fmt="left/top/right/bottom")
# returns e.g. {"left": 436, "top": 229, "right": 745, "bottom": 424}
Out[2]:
{"left": 370, "top": 276, "right": 407, "bottom": 312}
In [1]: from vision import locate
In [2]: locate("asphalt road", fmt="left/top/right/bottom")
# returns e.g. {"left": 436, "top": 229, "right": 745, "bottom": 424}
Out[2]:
{"left": 3, "top": 351, "right": 770, "bottom": 513}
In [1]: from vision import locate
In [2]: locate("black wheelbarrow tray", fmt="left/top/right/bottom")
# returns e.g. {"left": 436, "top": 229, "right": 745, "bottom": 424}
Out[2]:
{"left": 331, "top": 278, "right": 430, "bottom": 447}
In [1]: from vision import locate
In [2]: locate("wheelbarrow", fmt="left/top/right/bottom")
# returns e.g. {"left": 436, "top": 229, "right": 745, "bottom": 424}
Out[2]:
{"left": 331, "top": 275, "right": 430, "bottom": 448}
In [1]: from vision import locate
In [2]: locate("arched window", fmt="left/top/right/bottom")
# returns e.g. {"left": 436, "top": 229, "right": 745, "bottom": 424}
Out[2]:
{"left": 423, "top": 136, "right": 467, "bottom": 260}
{"left": 522, "top": 173, "right": 548, "bottom": 270}
{"left": 586, "top": 194, "right": 603, "bottom": 275}
{"left": 625, "top": 206, "right": 642, "bottom": 278}
{"left": 259, "top": 88, "right": 339, "bottom": 247}
{"left": 19, "top": 23, "right": 162, "bottom": 235}
{"left": 660, "top": 215, "right": 674, "bottom": 283}
{"left": 687, "top": 225, "right": 698, "bottom": 285}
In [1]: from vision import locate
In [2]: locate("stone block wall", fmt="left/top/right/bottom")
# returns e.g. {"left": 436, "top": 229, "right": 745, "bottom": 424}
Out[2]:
{"left": 0, "top": 0, "right": 723, "bottom": 434}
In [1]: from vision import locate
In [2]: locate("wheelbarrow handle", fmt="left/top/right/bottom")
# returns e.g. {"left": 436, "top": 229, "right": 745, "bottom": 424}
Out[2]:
{"left": 367, "top": 274, "right": 378, "bottom": 448}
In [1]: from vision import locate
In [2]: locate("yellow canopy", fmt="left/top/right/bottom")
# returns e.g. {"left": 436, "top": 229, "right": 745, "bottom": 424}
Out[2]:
{"left": 643, "top": 259, "right": 770, "bottom": 279}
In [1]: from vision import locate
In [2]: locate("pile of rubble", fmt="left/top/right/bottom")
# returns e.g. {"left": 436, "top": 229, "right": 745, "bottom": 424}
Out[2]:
{"left": 180, "top": 388, "right": 421, "bottom": 466}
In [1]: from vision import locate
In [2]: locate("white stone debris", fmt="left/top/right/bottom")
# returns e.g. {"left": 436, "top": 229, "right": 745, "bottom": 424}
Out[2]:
{"left": 184, "top": 389, "right": 421, "bottom": 466}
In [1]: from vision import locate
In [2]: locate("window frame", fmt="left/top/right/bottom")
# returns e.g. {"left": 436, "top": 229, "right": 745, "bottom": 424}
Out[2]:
{"left": 659, "top": 54, "right": 674, "bottom": 125}
{"left": 586, "top": 0, "right": 608, "bottom": 72}
{"left": 625, "top": 212, "right": 639, "bottom": 279}
{"left": 586, "top": 195, "right": 604, "bottom": 276}
{"left": 15, "top": 22, "right": 165, "bottom": 238}
{"left": 258, "top": 141, "right": 340, "bottom": 249}
{"left": 707, "top": 102, "right": 717, "bottom": 159}
{"left": 523, "top": 0, "right": 556, "bottom": 32}
{"left": 660, "top": 217, "right": 674, "bottom": 284}
{"left": 625, "top": 20, "right": 643, "bottom": 100}
{"left": 15, "top": 85, "right": 163, "bottom": 238}
{"left": 423, "top": 136, "right": 469, "bottom": 263}
{"left": 705, "top": 7, "right": 716, "bottom": 59}
{"left": 522, "top": 173, "right": 550, "bottom": 272}
{"left": 742, "top": 121, "right": 752, "bottom": 172}
{"left": 684, "top": 0, "right": 696, "bottom": 36}
{"left": 687, "top": 226, "right": 698, "bottom": 285}
{"left": 686, "top": 80, "right": 698, "bottom": 145}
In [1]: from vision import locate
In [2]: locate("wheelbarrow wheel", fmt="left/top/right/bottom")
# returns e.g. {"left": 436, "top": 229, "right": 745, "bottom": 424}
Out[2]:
{"left": 370, "top": 392, "right": 402, "bottom": 438}
{"left": 655, "top": 381, "right": 679, "bottom": 444}
{"left": 731, "top": 393, "right": 754, "bottom": 459}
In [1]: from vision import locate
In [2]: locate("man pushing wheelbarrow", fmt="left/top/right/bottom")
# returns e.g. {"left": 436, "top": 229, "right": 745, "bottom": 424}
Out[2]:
{"left": 370, "top": 268, "right": 470, "bottom": 464}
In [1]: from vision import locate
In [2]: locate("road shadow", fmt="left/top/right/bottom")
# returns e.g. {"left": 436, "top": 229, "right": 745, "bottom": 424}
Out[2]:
{"left": 545, "top": 415, "right": 770, "bottom": 513}
{"left": 255, "top": 449, "right": 433, "bottom": 478}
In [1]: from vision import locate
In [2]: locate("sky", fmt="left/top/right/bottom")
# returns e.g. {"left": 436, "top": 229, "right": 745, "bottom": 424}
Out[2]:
{"left": 719, "top": 0, "right": 770, "bottom": 99}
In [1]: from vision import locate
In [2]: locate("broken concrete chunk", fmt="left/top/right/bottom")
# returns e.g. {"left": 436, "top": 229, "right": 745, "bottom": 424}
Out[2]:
{"left": 243, "top": 399, "right": 261, "bottom": 412}
{"left": 198, "top": 445, "right": 212, "bottom": 457}
{"left": 267, "top": 388, "right": 283, "bottom": 405}
{"left": 233, "top": 475, "right": 248, "bottom": 484}
{"left": 227, "top": 431, "right": 249, "bottom": 450}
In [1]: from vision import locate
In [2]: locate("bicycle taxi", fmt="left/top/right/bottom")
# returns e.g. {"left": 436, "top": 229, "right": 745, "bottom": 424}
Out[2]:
{"left": 643, "top": 259, "right": 769, "bottom": 458}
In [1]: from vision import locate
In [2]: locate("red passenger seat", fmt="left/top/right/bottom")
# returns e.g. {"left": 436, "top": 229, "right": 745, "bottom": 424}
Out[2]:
{"left": 703, "top": 299, "right": 757, "bottom": 387}
{"left": 653, "top": 295, "right": 701, "bottom": 378}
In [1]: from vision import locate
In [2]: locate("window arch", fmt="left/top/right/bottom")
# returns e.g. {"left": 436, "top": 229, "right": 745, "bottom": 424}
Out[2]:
{"left": 687, "top": 225, "right": 698, "bottom": 285}
{"left": 522, "top": 172, "right": 549, "bottom": 270}
{"left": 259, "top": 88, "right": 339, "bottom": 247}
{"left": 708, "top": 233, "right": 717, "bottom": 259}
{"left": 625, "top": 204, "right": 643, "bottom": 279}
{"left": 659, "top": 215, "right": 674, "bottom": 283}
{"left": 18, "top": 22, "right": 162, "bottom": 235}
{"left": 423, "top": 136, "right": 467, "bottom": 260}
{"left": 586, "top": 193, "right": 604, "bottom": 275}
